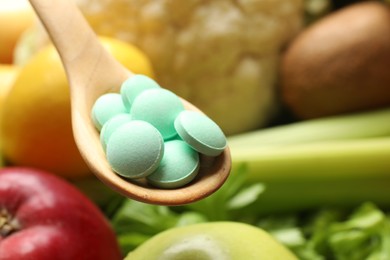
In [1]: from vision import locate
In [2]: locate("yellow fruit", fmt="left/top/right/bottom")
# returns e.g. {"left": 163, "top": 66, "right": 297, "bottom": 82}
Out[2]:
{"left": 0, "top": 0, "right": 35, "bottom": 64}
{"left": 1, "top": 37, "right": 154, "bottom": 179}
{"left": 0, "top": 64, "right": 20, "bottom": 113}
{"left": 0, "top": 65, "right": 20, "bottom": 155}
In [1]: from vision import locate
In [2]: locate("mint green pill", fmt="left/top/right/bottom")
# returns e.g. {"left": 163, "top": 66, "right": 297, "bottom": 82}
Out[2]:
{"left": 174, "top": 111, "right": 227, "bottom": 156}
{"left": 92, "top": 93, "right": 127, "bottom": 131}
{"left": 147, "top": 140, "right": 199, "bottom": 189}
{"left": 120, "top": 74, "right": 161, "bottom": 111}
{"left": 131, "top": 88, "right": 185, "bottom": 140}
{"left": 100, "top": 113, "right": 132, "bottom": 151}
{"left": 106, "top": 120, "right": 164, "bottom": 179}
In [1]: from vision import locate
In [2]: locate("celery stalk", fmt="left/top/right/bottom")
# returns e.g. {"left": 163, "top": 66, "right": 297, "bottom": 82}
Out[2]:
{"left": 230, "top": 137, "right": 390, "bottom": 215}
{"left": 231, "top": 138, "right": 390, "bottom": 181}
{"left": 225, "top": 108, "right": 390, "bottom": 214}
{"left": 240, "top": 178, "right": 390, "bottom": 215}
{"left": 228, "top": 108, "right": 390, "bottom": 148}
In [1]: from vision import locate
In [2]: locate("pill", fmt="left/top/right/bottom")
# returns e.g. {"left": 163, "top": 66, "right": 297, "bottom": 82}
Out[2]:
{"left": 106, "top": 120, "right": 164, "bottom": 179}
{"left": 100, "top": 113, "right": 132, "bottom": 151}
{"left": 131, "top": 88, "right": 184, "bottom": 140}
{"left": 92, "top": 93, "right": 127, "bottom": 130}
{"left": 147, "top": 140, "right": 199, "bottom": 189}
{"left": 174, "top": 110, "right": 227, "bottom": 156}
{"left": 120, "top": 74, "right": 161, "bottom": 111}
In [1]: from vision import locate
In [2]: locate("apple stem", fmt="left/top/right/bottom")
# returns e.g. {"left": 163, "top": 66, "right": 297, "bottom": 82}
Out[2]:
{"left": 0, "top": 208, "right": 20, "bottom": 237}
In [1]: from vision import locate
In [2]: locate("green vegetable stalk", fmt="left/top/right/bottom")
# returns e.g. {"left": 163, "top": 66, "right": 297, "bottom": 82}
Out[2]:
{"left": 228, "top": 108, "right": 390, "bottom": 148}
{"left": 232, "top": 138, "right": 390, "bottom": 182}
{"left": 227, "top": 108, "right": 390, "bottom": 214}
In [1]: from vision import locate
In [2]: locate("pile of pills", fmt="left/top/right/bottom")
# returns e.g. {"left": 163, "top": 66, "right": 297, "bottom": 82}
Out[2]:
{"left": 91, "top": 75, "right": 227, "bottom": 189}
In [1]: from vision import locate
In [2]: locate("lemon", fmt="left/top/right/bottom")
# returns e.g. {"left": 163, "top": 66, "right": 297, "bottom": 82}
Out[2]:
{"left": 1, "top": 37, "right": 154, "bottom": 178}
{"left": 0, "top": 64, "right": 20, "bottom": 162}
{"left": 0, "top": 64, "right": 20, "bottom": 117}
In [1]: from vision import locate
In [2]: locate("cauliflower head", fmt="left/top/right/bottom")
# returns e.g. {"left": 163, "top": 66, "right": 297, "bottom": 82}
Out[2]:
{"left": 23, "top": 0, "right": 304, "bottom": 135}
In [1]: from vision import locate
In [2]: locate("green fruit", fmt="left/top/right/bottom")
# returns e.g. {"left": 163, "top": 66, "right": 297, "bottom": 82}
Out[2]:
{"left": 126, "top": 222, "right": 297, "bottom": 260}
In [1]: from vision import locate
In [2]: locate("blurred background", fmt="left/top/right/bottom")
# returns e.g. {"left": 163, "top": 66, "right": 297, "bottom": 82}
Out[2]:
{"left": 1, "top": 0, "right": 390, "bottom": 259}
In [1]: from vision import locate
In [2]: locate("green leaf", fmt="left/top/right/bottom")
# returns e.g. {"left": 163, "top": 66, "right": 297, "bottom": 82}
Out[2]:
{"left": 112, "top": 199, "right": 178, "bottom": 235}
{"left": 331, "top": 203, "right": 386, "bottom": 233}
{"left": 183, "top": 163, "right": 264, "bottom": 221}
{"left": 270, "top": 228, "right": 306, "bottom": 248}
{"left": 227, "top": 183, "right": 265, "bottom": 210}
{"left": 111, "top": 199, "right": 209, "bottom": 253}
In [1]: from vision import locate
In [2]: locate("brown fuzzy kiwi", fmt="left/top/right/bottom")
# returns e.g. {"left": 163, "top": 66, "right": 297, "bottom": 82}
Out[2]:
{"left": 280, "top": 1, "right": 390, "bottom": 119}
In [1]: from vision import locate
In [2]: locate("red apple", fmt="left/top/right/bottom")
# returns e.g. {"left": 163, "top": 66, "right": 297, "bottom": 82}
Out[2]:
{"left": 0, "top": 167, "right": 122, "bottom": 259}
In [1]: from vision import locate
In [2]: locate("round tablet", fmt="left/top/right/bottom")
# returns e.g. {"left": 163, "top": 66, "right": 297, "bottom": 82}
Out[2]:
{"left": 147, "top": 140, "right": 199, "bottom": 189}
{"left": 91, "top": 93, "right": 127, "bottom": 130}
{"left": 174, "top": 111, "right": 227, "bottom": 156}
{"left": 100, "top": 113, "right": 132, "bottom": 151}
{"left": 131, "top": 88, "right": 184, "bottom": 140}
{"left": 106, "top": 120, "right": 164, "bottom": 179}
{"left": 120, "top": 75, "right": 161, "bottom": 111}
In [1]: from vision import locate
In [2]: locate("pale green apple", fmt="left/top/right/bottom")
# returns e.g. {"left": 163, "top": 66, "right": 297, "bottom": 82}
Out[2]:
{"left": 126, "top": 222, "right": 297, "bottom": 260}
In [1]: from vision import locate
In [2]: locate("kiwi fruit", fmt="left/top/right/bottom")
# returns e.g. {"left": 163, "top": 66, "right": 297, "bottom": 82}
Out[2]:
{"left": 281, "top": 1, "right": 390, "bottom": 119}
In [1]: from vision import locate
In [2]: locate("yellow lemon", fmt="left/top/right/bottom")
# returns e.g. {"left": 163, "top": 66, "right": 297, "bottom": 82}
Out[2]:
{"left": 1, "top": 37, "right": 154, "bottom": 178}
{"left": 0, "top": 64, "right": 20, "bottom": 114}
{"left": 0, "top": 64, "right": 20, "bottom": 164}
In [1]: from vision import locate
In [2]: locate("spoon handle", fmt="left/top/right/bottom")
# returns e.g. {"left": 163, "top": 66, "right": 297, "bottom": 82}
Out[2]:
{"left": 28, "top": 0, "right": 129, "bottom": 90}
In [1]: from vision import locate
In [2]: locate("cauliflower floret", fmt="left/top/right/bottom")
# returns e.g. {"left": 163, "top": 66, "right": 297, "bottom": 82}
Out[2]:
{"left": 25, "top": 0, "right": 304, "bottom": 135}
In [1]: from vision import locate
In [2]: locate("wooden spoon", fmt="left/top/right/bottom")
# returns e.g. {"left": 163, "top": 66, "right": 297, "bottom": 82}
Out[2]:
{"left": 28, "top": 0, "right": 231, "bottom": 205}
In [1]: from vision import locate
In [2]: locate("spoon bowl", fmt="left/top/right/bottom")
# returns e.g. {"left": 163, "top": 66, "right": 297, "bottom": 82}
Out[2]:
{"left": 29, "top": 0, "right": 231, "bottom": 205}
